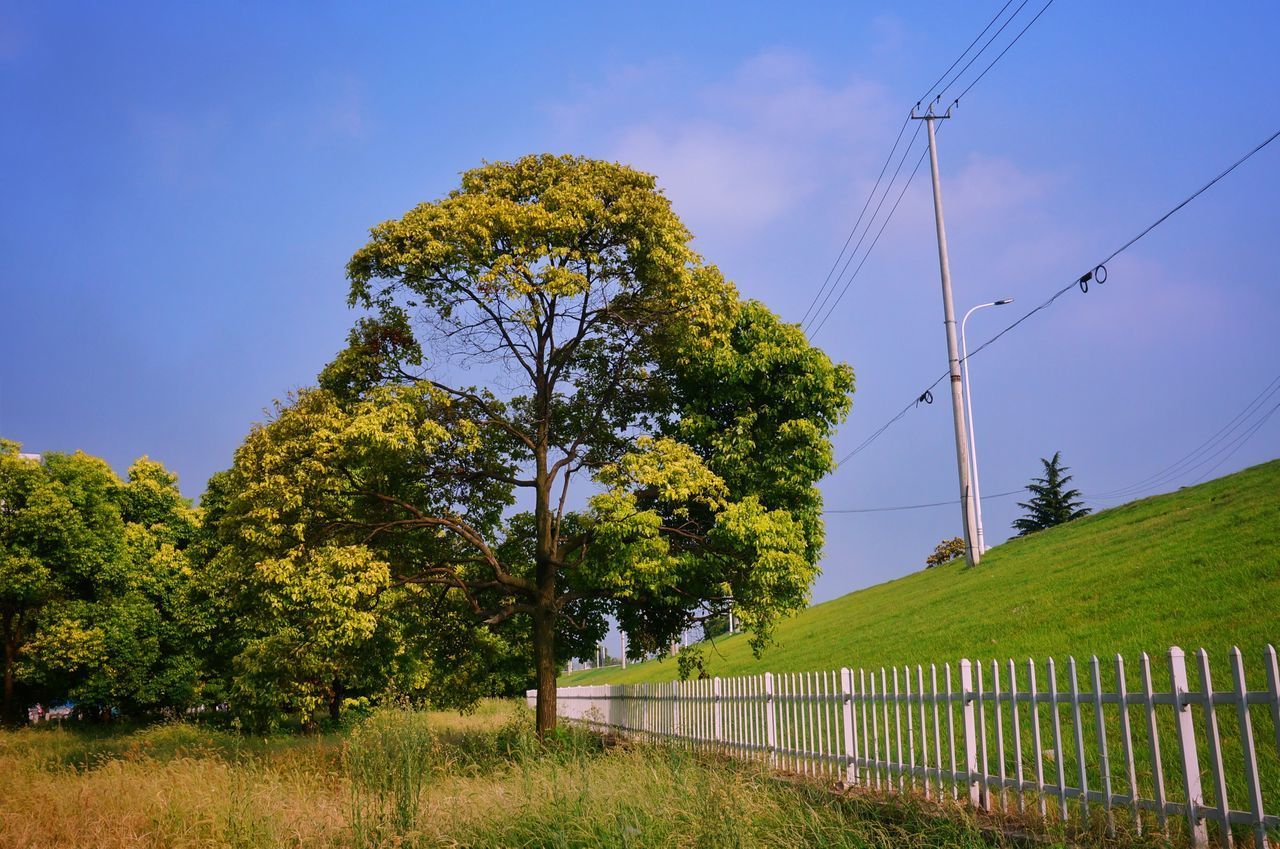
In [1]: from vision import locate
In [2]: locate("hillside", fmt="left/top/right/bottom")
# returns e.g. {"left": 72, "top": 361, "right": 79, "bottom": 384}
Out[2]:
{"left": 563, "top": 458, "right": 1280, "bottom": 685}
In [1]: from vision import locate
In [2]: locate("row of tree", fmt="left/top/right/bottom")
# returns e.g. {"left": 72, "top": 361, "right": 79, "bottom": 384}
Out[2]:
{"left": 3, "top": 155, "right": 855, "bottom": 735}
{"left": 0, "top": 445, "right": 203, "bottom": 724}
{"left": 0, "top": 440, "right": 535, "bottom": 728}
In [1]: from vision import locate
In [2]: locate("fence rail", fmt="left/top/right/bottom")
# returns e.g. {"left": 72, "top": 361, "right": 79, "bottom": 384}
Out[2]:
{"left": 531, "top": 645, "right": 1280, "bottom": 848}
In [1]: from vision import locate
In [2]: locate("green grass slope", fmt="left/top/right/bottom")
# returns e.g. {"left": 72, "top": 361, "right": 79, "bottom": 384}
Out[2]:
{"left": 564, "top": 458, "right": 1280, "bottom": 686}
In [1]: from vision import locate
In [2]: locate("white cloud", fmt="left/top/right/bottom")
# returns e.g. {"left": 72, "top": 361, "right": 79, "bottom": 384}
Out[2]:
{"left": 615, "top": 122, "right": 806, "bottom": 231}
{"left": 544, "top": 46, "right": 1082, "bottom": 328}
{"left": 549, "top": 49, "right": 896, "bottom": 240}
{"left": 948, "top": 154, "right": 1056, "bottom": 217}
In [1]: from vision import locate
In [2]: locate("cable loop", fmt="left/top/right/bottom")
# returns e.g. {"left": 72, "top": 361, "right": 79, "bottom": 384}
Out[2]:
{"left": 1077, "top": 271, "right": 1092, "bottom": 293}
{"left": 917, "top": 390, "right": 934, "bottom": 406}
{"left": 1094, "top": 264, "right": 1107, "bottom": 284}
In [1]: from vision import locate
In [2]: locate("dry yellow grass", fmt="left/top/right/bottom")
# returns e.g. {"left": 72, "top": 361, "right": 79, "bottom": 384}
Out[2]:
{"left": 1, "top": 731, "right": 348, "bottom": 849}
{"left": 0, "top": 702, "right": 1025, "bottom": 849}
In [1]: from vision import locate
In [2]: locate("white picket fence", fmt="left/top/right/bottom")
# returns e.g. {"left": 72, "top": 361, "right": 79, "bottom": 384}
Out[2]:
{"left": 532, "top": 645, "right": 1280, "bottom": 847}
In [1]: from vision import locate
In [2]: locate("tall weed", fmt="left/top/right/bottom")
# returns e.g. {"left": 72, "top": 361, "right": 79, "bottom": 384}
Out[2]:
{"left": 346, "top": 708, "right": 436, "bottom": 848}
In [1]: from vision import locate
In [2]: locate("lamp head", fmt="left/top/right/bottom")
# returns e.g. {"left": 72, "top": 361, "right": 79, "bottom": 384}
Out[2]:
{"left": 994, "top": 298, "right": 1014, "bottom": 305}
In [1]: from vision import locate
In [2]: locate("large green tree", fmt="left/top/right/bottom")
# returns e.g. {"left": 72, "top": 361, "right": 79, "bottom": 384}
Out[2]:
{"left": 206, "top": 388, "right": 538, "bottom": 729}
{"left": 1012, "top": 451, "right": 1091, "bottom": 536}
{"left": 0, "top": 442, "right": 203, "bottom": 723}
{"left": 223, "top": 154, "right": 853, "bottom": 735}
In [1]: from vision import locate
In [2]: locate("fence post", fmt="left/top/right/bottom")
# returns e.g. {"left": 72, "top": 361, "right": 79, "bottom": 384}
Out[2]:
{"left": 1169, "top": 647, "right": 1208, "bottom": 847}
{"left": 841, "top": 667, "right": 855, "bottom": 785}
{"left": 713, "top": 677, "right": 724, "bottom": 749}
{"left": 765, "top": 672, "right": 778, "bottom": 767}
{"left": 960, "top": 659, "right": 981, "bottom": 808}
{"left": 1228, "top": 648, "right": 1266, "bottom": 849}
{"left": 643, "top": 683, "right": 651, "bottom": 740}
{"left": 672, "top": 680, "right": 682, "bottom": 745}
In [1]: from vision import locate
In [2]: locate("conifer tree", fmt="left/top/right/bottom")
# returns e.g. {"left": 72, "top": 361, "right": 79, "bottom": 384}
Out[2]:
{"left": 1012, "top": 451, "right": 1090, "bottom": 535}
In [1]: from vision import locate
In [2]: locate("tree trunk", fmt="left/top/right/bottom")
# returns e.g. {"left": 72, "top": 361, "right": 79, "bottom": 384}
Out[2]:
{"left": 532, "top": 605, "right": 557, "bottom": 739}
{"left": 329, "top": 682, "right": 343, "bottom": 722}
{"left": 531, "top": 409, "right": 559, "bottom": 740}
{"left": 2, "top": 612, "right": 18, "bottom": 727}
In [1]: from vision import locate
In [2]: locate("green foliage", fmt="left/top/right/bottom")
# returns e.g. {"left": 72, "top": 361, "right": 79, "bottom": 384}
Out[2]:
{"left": 205, "top": 386, "right": 530, "bottom": 729}
{"left": 1012, "top": 451, "right": 1091, "bottom": 536}
{"left": 221, "top": 153, "right": 853, "bottom": 733}
{"left": 925, "top": 536, "right": 966, "bottom": 568}
{"left": 675, "top": 644, "right": 710, "bottom": 681}
{"left": 701, "top": 614, "right": 730, "bottom": 641}
{"left": 0, "top": 442, "right": 204, "bottom": 723}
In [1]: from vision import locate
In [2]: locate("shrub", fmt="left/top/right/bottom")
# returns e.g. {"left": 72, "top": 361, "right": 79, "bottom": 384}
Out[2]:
{"left": 925, "top": 537, "right": 966, "bottom": 568}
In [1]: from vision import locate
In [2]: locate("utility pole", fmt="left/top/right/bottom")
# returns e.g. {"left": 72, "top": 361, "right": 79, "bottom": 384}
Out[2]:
{"left": 914, "top": 106, "right": 980, "bottom": 567}
{"left": 620, "top": 631, "right": 627, "bottom": 668}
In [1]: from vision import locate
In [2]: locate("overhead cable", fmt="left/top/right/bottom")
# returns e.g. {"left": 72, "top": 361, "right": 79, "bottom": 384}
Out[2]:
{"left": 914, "top": 0, "right": 1018, "bottom": 107}
{"left": 934, "top": 0, "right": 1033, "bottom": 104}
{"left": 948, "top": 0, "right": 1057, "bottom": 108}
{"left": 808, "top": 132, "right": 934, "bottom": 337}
{"left": 1089, "top": 372, "right": 1280, "bottom": 500}
{"left": 832, "top": 126, "right": 1280, "bottom": 471}
{"left": 804, "top": 0, "right": 1036, "bottom": 336}
{"left": 823, "top": 488, "right": 1023, "bottom": 515}
{"left": 800, "top": 115, "right": 915, "bottom": 328}
{"left": 1190, "top": 399, "right": 1280, "bottom": 484}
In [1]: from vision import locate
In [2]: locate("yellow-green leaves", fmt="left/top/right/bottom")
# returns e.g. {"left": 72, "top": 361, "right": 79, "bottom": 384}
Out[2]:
{"left": 225, "top": 384, "right": 482, "bottom": 553}
{"left": 597, "top": 436, "right": 727, "bottom": 512}
{"left": 255, "top": 545, "right": 388, "bottom": 644}
{"left": 211, "top": 378, "right": 524, "bottom": 727}
{"left": 347, "top": 154, "right": 700, "bottom": 312}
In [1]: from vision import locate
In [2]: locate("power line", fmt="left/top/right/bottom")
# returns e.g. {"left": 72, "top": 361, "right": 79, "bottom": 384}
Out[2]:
{"left": 1099, "top": 128, "right": 1280, "bottom": 268}
{"left": 800, "top": 116, "right": 917, "bottom": 328}
{"left": 962, "top": 125, "right": 1280, "bottom": 369}
{"left": 803, "top": 0, "right": 1039, "bottom": 335}
{"left": 1085, "top": 396, "right": 1279, "bottom": 504}
{"left": 836, "top": 373, "right": 950, "bottom": 467}
{"left": 824, "top": 488, "right": 1023, "bottom": 515}
{"left": 808, "top": 132, "right": 934, "bottom": 337}
{"left": 914, "top": 0, "right": 1018, "bottom": 107}
{"left": 934, "top": 0, "right": 1033, "bottom": 104}
{"left": 832, "top": 125, "right": 1280, "bottom": 472}
{"left": 1190, "top": 399, "right": 1280, "bottom": 484}
{"left": 827, "top": 390, "right": 1276, "bottom": 517}
{"left": 948, "top": 0, "right": 1057, "bottom": 108}
{"left": 1088, "top": 372, "right": 1280, "bottom": 500}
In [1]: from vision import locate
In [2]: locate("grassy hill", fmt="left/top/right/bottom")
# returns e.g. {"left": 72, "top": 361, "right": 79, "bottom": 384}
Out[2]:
{"left": 563, "top": 458, "right": 1280, "bottom": 686}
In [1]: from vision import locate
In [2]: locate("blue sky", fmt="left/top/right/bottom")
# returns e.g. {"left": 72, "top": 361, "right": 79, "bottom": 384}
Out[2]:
{"left": 2, "top": 1, "right": 1278, "bottom": 607}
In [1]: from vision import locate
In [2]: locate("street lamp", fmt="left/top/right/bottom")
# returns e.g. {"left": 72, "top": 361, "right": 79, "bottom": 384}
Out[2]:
{"left": 960, "top": 298, "right": 1013, "bottom": 554}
